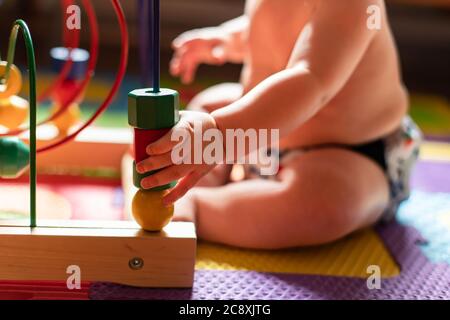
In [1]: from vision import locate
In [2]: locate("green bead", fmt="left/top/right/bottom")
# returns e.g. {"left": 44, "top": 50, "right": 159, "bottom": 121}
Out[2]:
{"left": 128, "top": 88, "right": 180, "bottom": 129}
{"left": 132, "top": 161, "right": 176, "bottom": 191}
{"left": 0, "top": 137, "right": 30, "bottom": 178}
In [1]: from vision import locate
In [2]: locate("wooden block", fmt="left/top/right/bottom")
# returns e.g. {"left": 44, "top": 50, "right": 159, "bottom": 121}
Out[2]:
{"left": 128, "top": 88, "right": 179, "bottom": 129}
{"left": 0, "top": 220, "right": 196, "bottom": 288}
{"left": 132, "top": 160, "right": 176, "bottom": 191}
{"left": 134, "top": 127, "right": 170, "bottom": 162}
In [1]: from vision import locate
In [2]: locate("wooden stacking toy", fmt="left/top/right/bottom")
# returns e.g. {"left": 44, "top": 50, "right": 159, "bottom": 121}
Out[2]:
{"left": 128, "top": 88, "right": 180, "bottom": 231}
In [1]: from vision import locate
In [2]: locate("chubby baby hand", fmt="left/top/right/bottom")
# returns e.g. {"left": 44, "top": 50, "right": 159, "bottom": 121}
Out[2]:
{"left": 170, "top": 27, "right": 230, "bottom": 84}
{"left": 136, "top": 111, "right": 219, "bottom": 205}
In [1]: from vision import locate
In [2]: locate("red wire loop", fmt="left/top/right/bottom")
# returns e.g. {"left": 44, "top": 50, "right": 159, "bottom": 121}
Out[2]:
{"left": 36, "top": 0, "right": 80, "bottom": 103}
{"left": 0, "top": 0, "right": 96, "bottom": 137}
{"left": 38, "top": 0, "right": 99, "bottom": 125}
{"left": 37, "top": 0, "right": 129, "bottom": 153}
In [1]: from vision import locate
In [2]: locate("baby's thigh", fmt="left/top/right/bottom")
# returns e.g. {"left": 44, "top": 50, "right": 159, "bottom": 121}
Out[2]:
{"left": 187, "top": 82, "right": 243, "bottom": 112}
{"left": 279, "top": 148, "right": 390, "bottom": 240}
{"left": 193, "top": 148, "right": 390, "bottom": 248}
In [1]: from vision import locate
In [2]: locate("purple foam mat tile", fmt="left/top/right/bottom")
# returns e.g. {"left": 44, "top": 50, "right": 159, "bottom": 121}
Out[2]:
{"left": 89, "top": 221, "right": 450, "bottom": 300}
{"left": 412, "top": 161, "right": 450, "bottom": 193}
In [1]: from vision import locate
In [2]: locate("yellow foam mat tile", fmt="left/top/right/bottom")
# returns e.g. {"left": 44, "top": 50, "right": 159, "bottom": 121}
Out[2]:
{"left": 196, "top": 227, "right": 400, "bottom": 278}
{"left": 420, "top": 142, "right": 450, "bottom": 162}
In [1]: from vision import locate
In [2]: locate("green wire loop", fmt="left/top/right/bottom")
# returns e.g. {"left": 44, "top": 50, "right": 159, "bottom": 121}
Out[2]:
{"left": 2, "top": 20, "right": 37, "bottom": 228}
{"left": 3, "top": 24, "right": 19, "bottom": 83}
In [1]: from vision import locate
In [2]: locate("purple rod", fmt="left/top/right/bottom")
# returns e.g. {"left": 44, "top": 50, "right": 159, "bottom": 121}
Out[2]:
{"left": 150, "top": 0, "right": 160, "bottom": 92}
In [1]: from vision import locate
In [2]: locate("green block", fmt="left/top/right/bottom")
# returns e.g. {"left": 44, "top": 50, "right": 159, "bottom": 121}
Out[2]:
{"left": 128, "top": 88, "right": 180, "bottom": 129}
{"left": 132, "top": 161, "right": 176, "bottom": 191}
{"left": 0, "top": 137, "right": 30, "bottom": 179}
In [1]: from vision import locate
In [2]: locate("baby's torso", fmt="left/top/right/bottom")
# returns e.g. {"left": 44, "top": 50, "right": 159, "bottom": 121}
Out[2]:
{"left": 242, "top": 0, "right": 408, "bottom": 148}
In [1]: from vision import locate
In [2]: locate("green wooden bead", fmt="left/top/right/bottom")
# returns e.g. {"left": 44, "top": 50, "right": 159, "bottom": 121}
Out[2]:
{"left": 0, "top": 137, "right": 30, "bottom": 178}
{"left": 128, "top": 88, "right": 180, "bottom": 129}
{"left": 132, "top": 161, "right": 176, "bottom": 191}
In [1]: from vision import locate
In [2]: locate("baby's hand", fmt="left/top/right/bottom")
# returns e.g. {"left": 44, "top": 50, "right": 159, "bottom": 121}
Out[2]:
{"left": 170, "top": 27, "right": 229, "bottom": 84}
{"left": 136, "top": 111, "right": 219, "bottom": 205}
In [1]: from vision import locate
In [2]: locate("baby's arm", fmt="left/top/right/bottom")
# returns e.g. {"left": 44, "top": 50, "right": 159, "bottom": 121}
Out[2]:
{"left": 216, "top": 15, "right": 249, "bottom": 63}
{"left": 140, "top": 0, "right": 380, "bottom": 204}
{"left": 170, "top": 15, "right": 248, "bottom": 83}
{"left": 213, "top": 0, "right": 379, "bottom": 147}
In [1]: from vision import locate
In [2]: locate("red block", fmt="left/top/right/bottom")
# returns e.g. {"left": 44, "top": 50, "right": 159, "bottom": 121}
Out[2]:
{"left": 133, "top": 128, "right": 171, "bottom": 162}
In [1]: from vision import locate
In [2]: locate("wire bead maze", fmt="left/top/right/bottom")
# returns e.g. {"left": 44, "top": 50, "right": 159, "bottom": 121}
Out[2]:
{"left": 0, "top": 0, "right": 129, "bottom": 227}
{"left": 0, "top": 0, "right": 196, "bottom": 289}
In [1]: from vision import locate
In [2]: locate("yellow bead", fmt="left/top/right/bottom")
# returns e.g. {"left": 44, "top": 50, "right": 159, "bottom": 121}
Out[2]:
{"left": 0, "top": 96, "right": 28, "bottom": 130}
{"left": 50, "top": 103, "right": 81, "bottom": 136}
{"left": 132, "top": 189, "right": 174, "bottom": 232}
{"left": 0, "top": 62, "right": 22, "bottom": 99}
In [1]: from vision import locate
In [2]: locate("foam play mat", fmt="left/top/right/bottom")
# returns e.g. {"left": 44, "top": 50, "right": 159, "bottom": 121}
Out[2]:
{"left": 0, "top": 141, "right": 449, "bottom": 299}
{"left": 195, "top": 231, "right": 400, "bottom": 278}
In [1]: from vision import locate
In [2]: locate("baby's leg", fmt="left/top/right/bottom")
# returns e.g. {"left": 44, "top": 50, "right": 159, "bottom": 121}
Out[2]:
{"left": 177, "top": 148, "right": 390, "bottom": 249}
{"left": 187, "top": 82, "right": 243, "bottom": 112}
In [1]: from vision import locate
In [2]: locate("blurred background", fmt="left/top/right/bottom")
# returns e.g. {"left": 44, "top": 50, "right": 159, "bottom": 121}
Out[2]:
{"left": 0, "top": 0, "right": 450, "bottom": 270}
{"left": 0, "top": 0, "right": 449, "bottom": 137}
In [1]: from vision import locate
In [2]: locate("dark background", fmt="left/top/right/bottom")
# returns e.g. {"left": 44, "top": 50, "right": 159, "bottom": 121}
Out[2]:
{"left": 0, "top": 0, "right": 449, "bottom": 98}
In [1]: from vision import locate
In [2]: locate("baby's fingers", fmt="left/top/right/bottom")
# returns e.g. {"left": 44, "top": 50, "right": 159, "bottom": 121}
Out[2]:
{"left": 172, "top": 33, "right": 198, "bottom": 49}
{"left": 146, "top": 122, "right": 190, "bottom": 156}
{"left": 173, "top": 28, "right": 214, "bottom": 49}
{"left": 181, "top": 60, "right": 199, "bottom": 84}
{"left": 140, "top": 165, "right": 192, "bottom": 190}
{"left": 174, "top": 50, "right": 201, "bottom": 83}
{"left": 163, "top": 171, "right": 203, "bottom": 205}
{"left": 170, "top": 56, "right": 181, "bottom": 76}
{"left": 136, "top": 152, "right": 173, "bottom": 174}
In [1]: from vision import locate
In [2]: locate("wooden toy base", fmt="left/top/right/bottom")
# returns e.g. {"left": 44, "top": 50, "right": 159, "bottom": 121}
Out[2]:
{"left": 1, "top": 127, "right": 197, "bottom": 288}
{"left": 0, "top": 220, "right": 196, "bottom": 288}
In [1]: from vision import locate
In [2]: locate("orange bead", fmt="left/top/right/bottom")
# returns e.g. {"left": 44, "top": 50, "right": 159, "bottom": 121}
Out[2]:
{"left": 0, "top": 62, "right": 22, "bottom": 99}
{"left": 132, "top": 189, "right": 174, "bottom": 232}
{"left": 50, "top": 102, "right": 81, "bottom": 136}
{"left": 0, "top": 96, "right": 28, "bottom": 130}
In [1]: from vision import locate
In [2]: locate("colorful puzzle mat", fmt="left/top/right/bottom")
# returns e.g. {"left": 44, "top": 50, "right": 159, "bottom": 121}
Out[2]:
{"left": 196, "top": 230, "right": 399, "bottom": 278}
{"left": 0, "top": 141, "right": 449, "bottom": 299}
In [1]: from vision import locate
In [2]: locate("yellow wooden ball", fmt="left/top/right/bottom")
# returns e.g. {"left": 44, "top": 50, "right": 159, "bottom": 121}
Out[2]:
{"left": 132, "top": 189, "right": 174, "bottom": 232}
{"left": 0, "top": 62, "right": 22, "bottom": 99}
{"left": 50, "top": 103, "right": 81, "bottom": 136}
{"left": 0, "top": 96, "right": 28, "bottom": 130}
